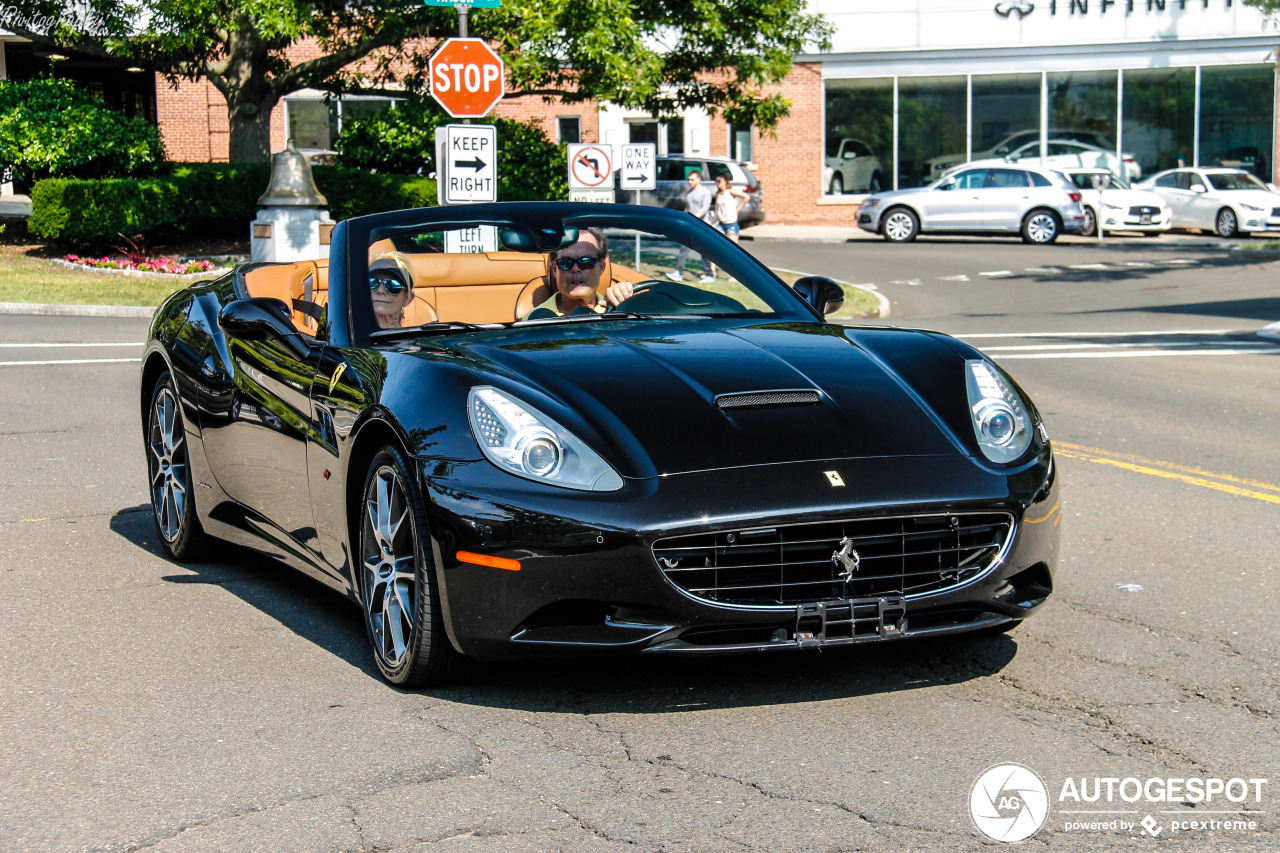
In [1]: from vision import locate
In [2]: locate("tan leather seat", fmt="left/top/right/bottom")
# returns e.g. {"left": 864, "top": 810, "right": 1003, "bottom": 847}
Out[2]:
{"left": 242, "top": 260, "right": 326, "bottom": 335}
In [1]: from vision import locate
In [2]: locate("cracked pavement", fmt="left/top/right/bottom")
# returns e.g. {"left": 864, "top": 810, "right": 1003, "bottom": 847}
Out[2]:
{"left": 1, "top": 296, "right": 1277, "bottom": 851}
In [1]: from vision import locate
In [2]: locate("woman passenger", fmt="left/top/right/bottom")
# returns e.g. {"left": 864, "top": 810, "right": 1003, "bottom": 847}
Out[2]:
{"left": 369, "top": 253, "right": 415, "bottom": 329}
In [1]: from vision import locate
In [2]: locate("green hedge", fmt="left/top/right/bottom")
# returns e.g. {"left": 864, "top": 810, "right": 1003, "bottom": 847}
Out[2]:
{"left": 29, "top": 164, "right": 436, "bottom": 246}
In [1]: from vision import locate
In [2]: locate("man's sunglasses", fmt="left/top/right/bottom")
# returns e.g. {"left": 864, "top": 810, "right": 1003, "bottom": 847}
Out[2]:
{"left": 368, "top": 275, "right": 407, "bottom": 295}
{"left": 554, "top": 256, "right": 601, "bottom": 272}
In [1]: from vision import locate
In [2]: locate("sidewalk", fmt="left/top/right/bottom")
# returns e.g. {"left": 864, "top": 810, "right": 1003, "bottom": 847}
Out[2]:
{"left": 743, "top": 223, "right": 864, "bottom": 242}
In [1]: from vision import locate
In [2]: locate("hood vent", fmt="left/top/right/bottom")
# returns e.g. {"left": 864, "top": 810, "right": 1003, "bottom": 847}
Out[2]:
{"left": 716, "top": 389, "right": 821, "bottom": 410}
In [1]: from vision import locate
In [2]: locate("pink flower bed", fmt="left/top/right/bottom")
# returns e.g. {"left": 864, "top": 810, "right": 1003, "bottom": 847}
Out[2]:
{"left": 64, "top": 255, "right": 219, "bottom": 275}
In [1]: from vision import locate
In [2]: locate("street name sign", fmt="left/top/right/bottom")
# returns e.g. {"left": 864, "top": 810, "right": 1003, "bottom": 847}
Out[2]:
{"left": 619, "top": 143, "right": 656, "bottom": 191}
{"left": 567, "top": 144, "right": 614, "bottom": 190}
{"left": 424, "top": 0, "right": 501, "bottom": 7}
{"left": 436, "top": 123, "right": 497, "bottom": 204}
{"left": 429, "top": 38, "right": 504, "bottom": 118}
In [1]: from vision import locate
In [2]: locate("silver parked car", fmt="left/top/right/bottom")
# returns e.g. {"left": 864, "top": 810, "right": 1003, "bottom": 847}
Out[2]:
{"left": 857, "top": 165, "right": 1086, "bottom": 243}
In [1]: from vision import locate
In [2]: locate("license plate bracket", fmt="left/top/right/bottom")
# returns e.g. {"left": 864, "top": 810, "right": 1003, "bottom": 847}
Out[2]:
{"left": 793, "top": 597, "right": 907, "bottom": 648}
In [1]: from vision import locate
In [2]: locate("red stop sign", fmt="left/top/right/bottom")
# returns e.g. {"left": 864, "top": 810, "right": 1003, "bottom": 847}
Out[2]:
{"left": 429, "top": 38, "right": 505, "bottom": 118}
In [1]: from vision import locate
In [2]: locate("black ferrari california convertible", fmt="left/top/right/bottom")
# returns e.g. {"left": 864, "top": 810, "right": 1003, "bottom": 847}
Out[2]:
{"left": 141, "top": 203, "right": 1059, "bottom": 685}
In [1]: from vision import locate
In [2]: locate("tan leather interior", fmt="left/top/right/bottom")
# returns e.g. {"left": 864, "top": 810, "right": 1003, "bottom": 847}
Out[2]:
{"left": 242, "top": 260, "right": 330, "bottom": 335}
{"left": 245, "top": 249, "right": 650, "bottom": 330}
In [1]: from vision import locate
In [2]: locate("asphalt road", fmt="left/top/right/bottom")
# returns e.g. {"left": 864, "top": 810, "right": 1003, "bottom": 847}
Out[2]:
{"left": 2, "top": 237, "right": 1278, "bottom": 852}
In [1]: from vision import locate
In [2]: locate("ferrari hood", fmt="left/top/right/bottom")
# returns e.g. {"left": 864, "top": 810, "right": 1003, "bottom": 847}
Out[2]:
{"left": 449, "top": 322, "right": 964, "bottom": 478}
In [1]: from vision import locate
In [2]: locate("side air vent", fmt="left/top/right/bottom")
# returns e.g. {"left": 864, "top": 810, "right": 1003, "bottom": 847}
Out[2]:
{"left": 716, "top": 390, "right": 821, "bottom": 410}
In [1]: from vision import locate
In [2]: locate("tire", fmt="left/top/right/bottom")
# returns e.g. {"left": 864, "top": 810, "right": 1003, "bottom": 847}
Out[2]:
{"left": 358, "top": 445, "right": 464, "bottom": 686}
{"left": 1021, "top": 209, "right": 1061, "bottom": 244}
{"left": 146, "top": 372, "right": 208, "bottom": 560}
{"left": 868, "top": 173, "right": 883, "bottom": 194}
{"left": 1080, "top": 206, "right": 1097, "bottom": 238}
{"left": 1215, "top": 207, "right": 1239, "bottom": 238}
{"left": 881, "top": 207, "right": 919, "bottom": 242}
{"left": 829, "top": 174, "right": 844, "bottom": 195}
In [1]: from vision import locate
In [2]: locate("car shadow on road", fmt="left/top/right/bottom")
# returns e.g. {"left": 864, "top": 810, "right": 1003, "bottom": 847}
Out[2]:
{"left": 111, "top": 504, "right": 1018, "bottom": 710}
{"left": 110, "top": 504, "right": 378, "bottom": 679}
{"left": 1081, "top": 295, "right": 1280, "bottom": 323}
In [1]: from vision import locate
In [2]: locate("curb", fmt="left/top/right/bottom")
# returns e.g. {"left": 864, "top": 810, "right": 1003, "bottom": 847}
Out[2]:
{"left": 0, "top": 301, "right": 156, "bottom": 318}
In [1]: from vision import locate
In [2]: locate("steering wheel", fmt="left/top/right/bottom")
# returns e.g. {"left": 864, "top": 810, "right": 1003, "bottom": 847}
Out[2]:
{"left": 609, "top": 279, "right": 745, "bottom": 315}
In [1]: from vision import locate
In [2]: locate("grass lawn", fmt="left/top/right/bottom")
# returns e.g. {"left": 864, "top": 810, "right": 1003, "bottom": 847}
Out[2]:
{"left": 0, "top": 240, "right": 884, "bottom": 318}
{"left": 0, "top": 244, "right": 196, "bottom": 307}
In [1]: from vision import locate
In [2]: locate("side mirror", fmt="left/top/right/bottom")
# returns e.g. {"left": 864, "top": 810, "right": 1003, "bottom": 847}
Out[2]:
{"left": 218, "top": 297, "right": 297, "bottom": 341}
{"left": 1191, "top": 184, "right": 1207, "bottom": 194}
{"left": 939, "top": 177, "right": 956, "bottom": 190}
{"left": 793, "top": 276, "right": 845, "bottom": 316}
{"left": 843, "top": 150, "right": 857, "bottom": 160}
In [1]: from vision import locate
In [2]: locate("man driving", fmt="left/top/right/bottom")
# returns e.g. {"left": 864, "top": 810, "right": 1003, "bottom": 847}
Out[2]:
{"left": 523, "top": 228, "right": 634, "bottom": 320}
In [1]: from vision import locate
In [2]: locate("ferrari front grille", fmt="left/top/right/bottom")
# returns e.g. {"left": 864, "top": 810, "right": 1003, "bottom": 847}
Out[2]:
{"left": 653, "top": 512, "right": 1014, "bottom": 606}
{"left": 716, "top": 390, "right": 821, "bottom": 410}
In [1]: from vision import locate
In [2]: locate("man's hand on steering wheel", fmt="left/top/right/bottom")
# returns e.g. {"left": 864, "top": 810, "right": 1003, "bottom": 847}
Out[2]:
{"left": 605, "top": 280, "right": 635, "bottom": 307}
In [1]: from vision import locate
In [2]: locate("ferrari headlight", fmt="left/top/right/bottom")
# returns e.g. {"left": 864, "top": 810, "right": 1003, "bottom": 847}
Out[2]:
{"left": 965, "top": 360, "right": 1032, "bottom": 464}
{"left": 468, "top": 386, "right": 623, "bottom": 491}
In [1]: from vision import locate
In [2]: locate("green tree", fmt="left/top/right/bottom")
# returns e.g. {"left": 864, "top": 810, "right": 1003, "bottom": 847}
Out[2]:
{"left": 9, "top": 1, "right": 831, "bottom": 163}
{"left": 0, "top": 76, "right": 165, "bottom": 188}
{"left": 1243, "top": 0, "right": 1280, "bottom": 24}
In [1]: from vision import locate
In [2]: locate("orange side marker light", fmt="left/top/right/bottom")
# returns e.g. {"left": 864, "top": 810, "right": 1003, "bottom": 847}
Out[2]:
{"left": 456, "top": 550, "right": 522, "bottom": 572}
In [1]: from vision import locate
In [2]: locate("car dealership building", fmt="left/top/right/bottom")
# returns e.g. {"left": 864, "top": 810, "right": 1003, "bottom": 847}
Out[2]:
{"left": 2, "top": 0, "right": 1276, "bottom": 225}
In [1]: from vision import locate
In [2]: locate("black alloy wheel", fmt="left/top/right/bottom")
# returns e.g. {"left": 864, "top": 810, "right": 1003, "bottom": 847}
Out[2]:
{"left": 1021, "top": 209, "right": 1061, "bottom": 244}
{"left": 358, "top": 445, "right": 463, "bottom": 686}
{"left": 1215, "top": 207, "right": 1239, "bottom": 238}
{"left": 146, "top": 372, "right": 207, "bottom": 560}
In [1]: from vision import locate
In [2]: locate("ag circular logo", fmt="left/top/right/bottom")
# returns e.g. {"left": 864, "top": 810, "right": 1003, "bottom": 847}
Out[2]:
{"left": 970, "top": 763, "right": 1050, "bottom": 842}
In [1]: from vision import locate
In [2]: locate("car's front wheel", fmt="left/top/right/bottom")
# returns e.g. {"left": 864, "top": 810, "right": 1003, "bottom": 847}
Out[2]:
{"left": 359, "top": 445, "right": 463, "bottom": 686}
{"left": 1021, "top": 209, "right": 1061, "bottom": 244}
{"left": 881, "top": 207, "right": 919, "bottom": 242}
{"left": 146, "top": 372, "right": 207, "bottom": 560}
{"left": 1080, "top": 206, "right": 1098, "bottom": 238}
{"left": 868, "top": 173, "right": 883, "bottom": 193}
{"left": 1215, "top": 207, "right": 1239, "bottom": 238}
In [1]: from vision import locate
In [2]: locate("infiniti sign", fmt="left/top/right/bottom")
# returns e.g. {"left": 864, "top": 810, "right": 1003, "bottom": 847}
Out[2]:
{"left": 995, "top": 0, "right": 1035, "bottom": 17}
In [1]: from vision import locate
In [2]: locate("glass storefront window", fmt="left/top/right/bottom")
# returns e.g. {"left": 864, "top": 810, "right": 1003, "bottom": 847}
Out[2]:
{"left": 899, "top": 76, "right": 966, "bottom": 188}
{"left": 824, "top": 77, "right": 892, "bottom": 194}
{"left": 972, "top": 73, "right": 1042, "bottom": 159}
{"left": 1199, "top": 65, "right": 1273, "bottom": 181}
{"left": 1122, "top": 68, "right": 1195, "bottom": 177}
{"left": 1049, "top": 69, "right": 1119, "bottom": 152}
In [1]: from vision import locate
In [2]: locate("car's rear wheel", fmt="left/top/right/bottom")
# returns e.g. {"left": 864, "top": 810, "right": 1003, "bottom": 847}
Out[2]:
{"left": 1215, "top": 207, "right": 1239, "bottom": 238}
{"left": 1080, "top": 206, "right": 1098, "bottom": 238}
{"left": 829, "top": 174, "right": 844, "bottom": 195}
{"left": 359, "top": 445, "right": 463, "bottom": 686}
{"left": 881, "top": 207, "right": 919, "bottom": 242}
{"left": 1021, "top": 209, "right": 1061, "bottom": 244}
{"left": 868, "top": 173, "right": 883, "bottom": 193}
{"left": 146, "top": 372, "right": 207, "bottom": 560}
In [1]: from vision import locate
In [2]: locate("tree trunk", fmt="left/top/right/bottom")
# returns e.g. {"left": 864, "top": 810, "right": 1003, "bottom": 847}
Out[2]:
{"left": 226, "top": 93, "right": 279, "bottom": 163}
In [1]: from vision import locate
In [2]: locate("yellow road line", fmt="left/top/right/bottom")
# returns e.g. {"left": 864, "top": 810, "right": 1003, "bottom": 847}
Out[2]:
{"left": 1055, "top": 446, "right": 1280, "bottom": 506}
{"left": 1056, "top": 442, "right": 1280, "bottom": 495}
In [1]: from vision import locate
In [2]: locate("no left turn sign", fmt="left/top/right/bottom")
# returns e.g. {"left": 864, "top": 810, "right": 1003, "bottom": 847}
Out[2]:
{"left": 567, "top": 144, "right": 613, "bottom": 190}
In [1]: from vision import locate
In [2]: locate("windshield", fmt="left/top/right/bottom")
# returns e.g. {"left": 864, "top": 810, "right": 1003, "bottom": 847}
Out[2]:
{"left": 1206, "top": 172, "right": 1268, "bottom": 191}
{"left": 351, "top": 205, "right": 805, "bottom": 339}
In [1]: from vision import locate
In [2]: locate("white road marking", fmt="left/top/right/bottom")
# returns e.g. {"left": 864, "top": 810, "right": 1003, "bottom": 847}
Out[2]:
{"left": 889, "top": 279, "right": 922, "bottom": 286}
{"left": 1023, "top": 266, "right": 1063, "bottom": 273}
{"left": 0, "top": 358, "right": 142, "bottom": 367}
{"left": 960, "top": 329, "right": 1237, "bottom": 339}
{"left": 1162, "top": 258, "right": 1199, "bottom": 264}
{"left": 996, "top": 347, "right": 1276, "bottom": 360}
{"left": 1067, "top": 263, "right": 1111, "bottom": 270}
{"left": 938, "top": 275, "right": 970, "bottom": 282}
{"left": 0, "top": 342, "right": 141, "bottom": 348}
{"left": 979, "top": 270, "right": 1014, "bottom": 277}
{"left": 1123, "top": 261, "right": 1157, "bottom": 267}
{"left": 983, "top": 341, "right": 1269, "bottom": 352}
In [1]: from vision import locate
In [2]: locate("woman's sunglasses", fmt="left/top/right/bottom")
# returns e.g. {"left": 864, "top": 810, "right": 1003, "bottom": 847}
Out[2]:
{"left": 554, "top": 256, "right": 601, "bottom": 272}
{"left": 368, "top": 275, "right": 407, "bottom": 295}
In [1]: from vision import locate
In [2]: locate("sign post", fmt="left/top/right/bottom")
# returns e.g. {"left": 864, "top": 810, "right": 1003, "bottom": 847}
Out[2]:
{"left": 423, "top": 0, "right": 501, "bottom": 38}
{"left": 567, "top": 143, "right": 615, "bottom": 203}
{"left": 436, "top": 123, "right": 497, "bottom": 205}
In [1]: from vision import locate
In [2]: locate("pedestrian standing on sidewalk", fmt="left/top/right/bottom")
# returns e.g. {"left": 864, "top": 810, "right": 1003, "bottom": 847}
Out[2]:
{"left": 711, "top": 173, "right": 749, "bottom": 244}
{"left": 667, "top": 170, "right": 716, "bottom": 283}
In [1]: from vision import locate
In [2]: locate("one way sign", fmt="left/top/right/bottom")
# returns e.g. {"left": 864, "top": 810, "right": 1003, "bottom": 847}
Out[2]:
{"left": 436, "top": 124, "right": 497, "bottom": 204}
{"left": 620, "top": 143, "right": 656, "bottom": 191}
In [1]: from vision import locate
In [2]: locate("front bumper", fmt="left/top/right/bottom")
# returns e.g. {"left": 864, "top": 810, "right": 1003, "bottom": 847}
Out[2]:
{"left": 420, "top": 450, "right": 1060, "bottom": 660}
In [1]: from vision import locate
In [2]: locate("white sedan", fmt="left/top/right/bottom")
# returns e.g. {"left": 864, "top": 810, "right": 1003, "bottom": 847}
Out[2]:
{"left": 964, "top": 140, "right": 1123, "bottom": 179}
{"left": 1065, "top": 170, "right": 1170, "bottom": 237}
{"left": 1136, "top": 168, "right": 1280, "bottom": 237}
